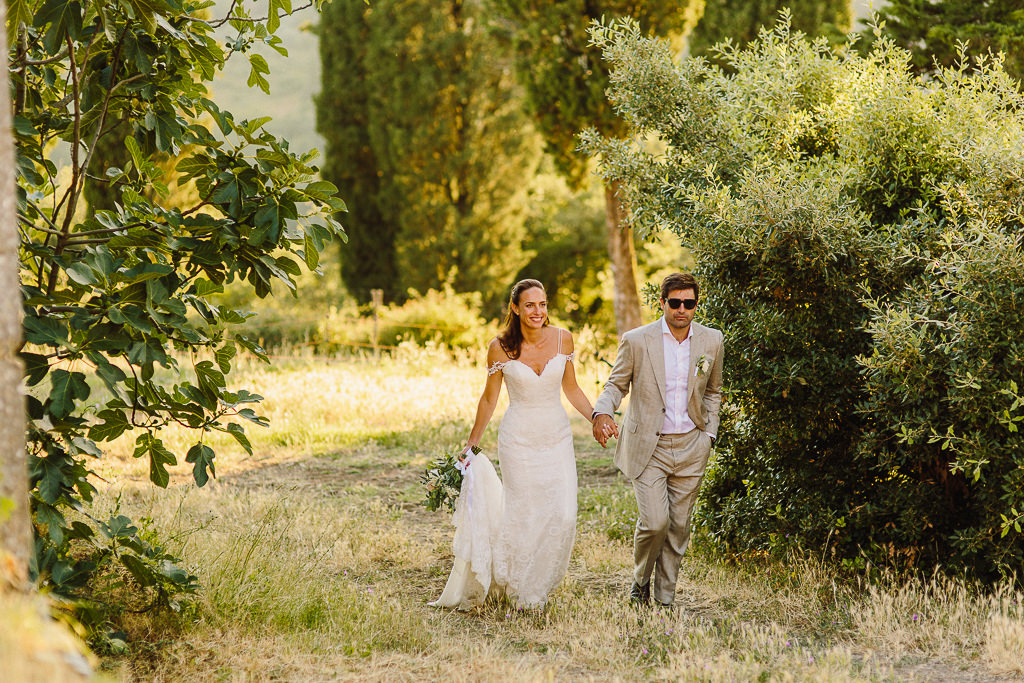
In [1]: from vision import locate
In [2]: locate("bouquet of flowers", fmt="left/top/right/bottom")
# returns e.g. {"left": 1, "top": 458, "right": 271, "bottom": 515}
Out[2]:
{"left": 421, "top": 445, "right": 480, "bottom": 512}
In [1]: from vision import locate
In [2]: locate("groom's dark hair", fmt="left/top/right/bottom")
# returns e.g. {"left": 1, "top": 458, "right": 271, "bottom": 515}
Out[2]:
{"left": 661, "top": 272, "right": 699, "bottom": 301}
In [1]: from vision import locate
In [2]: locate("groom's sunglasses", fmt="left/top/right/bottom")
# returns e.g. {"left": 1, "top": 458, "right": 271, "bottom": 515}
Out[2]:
{"left": 665, "top": 298, "right": 698, "bottom": 310}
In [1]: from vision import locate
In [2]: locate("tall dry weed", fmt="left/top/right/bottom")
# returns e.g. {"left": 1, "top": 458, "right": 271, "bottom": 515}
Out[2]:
{"left": 983, "top": 588, "right": 1024, "bottom": 677}
{"left": 850, "top": 571, "right": 993, "bottom": 656}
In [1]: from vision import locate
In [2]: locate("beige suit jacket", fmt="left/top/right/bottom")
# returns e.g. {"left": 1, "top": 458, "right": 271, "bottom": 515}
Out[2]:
{"left": 594, "top": 319, "right": 724, "bottom": 480}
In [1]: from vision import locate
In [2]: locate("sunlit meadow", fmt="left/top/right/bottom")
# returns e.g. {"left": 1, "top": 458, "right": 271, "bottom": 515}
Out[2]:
{"left": 72, "top": 348, "right": 1024, "bottom": 681}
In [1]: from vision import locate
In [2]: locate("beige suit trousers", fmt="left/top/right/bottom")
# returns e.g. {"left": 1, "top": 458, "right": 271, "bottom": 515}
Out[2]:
{"left": 632, "top": 429, "right": 712, "bottom": 605}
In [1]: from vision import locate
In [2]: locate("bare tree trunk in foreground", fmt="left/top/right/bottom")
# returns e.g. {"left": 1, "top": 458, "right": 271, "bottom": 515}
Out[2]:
{"left": 0, "top": 0, "right": 32, "bottom": 590}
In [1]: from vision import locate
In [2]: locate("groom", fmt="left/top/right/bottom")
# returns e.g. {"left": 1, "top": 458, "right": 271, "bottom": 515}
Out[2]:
{"left": 592, "top": 272, "right": 723, "bottom": 607}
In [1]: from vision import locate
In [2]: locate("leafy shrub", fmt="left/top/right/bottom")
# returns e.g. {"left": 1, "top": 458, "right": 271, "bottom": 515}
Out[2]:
{"left": 316, "top": 286, "right": 496, "bottom": 354}
{"left": 584, "top": 17, "right": 1024, "bottom": 579}
{"left": 13, "top": 0, "right": 342, "bottom": 627}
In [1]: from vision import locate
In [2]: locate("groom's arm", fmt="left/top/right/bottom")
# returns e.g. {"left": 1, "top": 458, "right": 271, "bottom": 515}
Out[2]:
{"left": 594, "top": 333, "right": 635, "bottom": 417}
{"left": 703, "top": 332, "right": 724, "bottom": 438}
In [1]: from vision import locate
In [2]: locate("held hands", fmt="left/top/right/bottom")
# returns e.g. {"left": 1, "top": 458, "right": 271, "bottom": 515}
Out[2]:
{"left": 592, "top": 414, "right": 619, "bottom": 448}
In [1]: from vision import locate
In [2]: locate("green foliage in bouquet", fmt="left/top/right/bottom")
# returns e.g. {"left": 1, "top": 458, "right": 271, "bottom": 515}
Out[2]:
{"left": 422, "top": 446, "right": 479, "bottom": 513}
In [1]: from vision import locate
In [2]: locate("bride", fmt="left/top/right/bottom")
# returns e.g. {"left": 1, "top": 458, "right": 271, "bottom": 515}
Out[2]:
{"left": 431, "top": 278, "right": 598, "bottom": 609}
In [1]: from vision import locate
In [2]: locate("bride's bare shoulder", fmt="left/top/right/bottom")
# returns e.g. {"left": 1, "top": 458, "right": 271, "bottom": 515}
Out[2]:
{"left": 547, "top": 326, "right": 574, "bottom": 345}
{"left": 487, "top": 338, "right": 510, "bottom": 362}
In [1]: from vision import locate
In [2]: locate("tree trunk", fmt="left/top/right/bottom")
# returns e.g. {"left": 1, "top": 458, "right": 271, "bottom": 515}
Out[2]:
{"left": 0, "top": 0, "right": 32, "bottom": 591}
{"left": 603, "top": 179, "right": 642, "bottom": 334}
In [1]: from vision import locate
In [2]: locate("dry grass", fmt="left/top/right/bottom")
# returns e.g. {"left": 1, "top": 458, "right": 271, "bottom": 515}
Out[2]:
{"left": 46, "top": 352, "right": 1024, "bottom": 680}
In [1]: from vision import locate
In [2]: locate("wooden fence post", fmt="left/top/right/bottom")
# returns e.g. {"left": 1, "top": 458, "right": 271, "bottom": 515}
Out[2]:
{"left": 370, "top": 289, "right": 383, "bottom": 358}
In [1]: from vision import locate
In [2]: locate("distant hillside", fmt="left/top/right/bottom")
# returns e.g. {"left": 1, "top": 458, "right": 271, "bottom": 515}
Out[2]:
{"left": 210, "top": 2, "right": 324, "bottom": 157}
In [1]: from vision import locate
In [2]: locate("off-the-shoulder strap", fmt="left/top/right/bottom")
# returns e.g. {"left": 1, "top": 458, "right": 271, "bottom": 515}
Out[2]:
{"left": 560, "top": 328, "right": 573, "bottom": 361}
{"left": 487, "top": 360, "right": 509, "bottom": 376}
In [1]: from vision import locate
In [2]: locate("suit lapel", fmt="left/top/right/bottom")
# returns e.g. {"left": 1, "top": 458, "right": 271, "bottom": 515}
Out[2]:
{"left": 687, "top": 323, "right": 704, "bottom": 402}
{"left": 644, "top": 320, "right": 667, "bottom": 406}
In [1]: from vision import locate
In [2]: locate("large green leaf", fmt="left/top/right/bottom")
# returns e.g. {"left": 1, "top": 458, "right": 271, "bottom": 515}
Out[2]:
{"left": 6, "top": 0, "right": 33, "bottom": 45}
{"left": 37, "top": 460, "right": 65, "bottom": 504}
{"left": 21, "top": 352, "right": 50, "bottom": 386}
{"left": 120, "top": 554, "right": 156, "bottom": 587}
{"left": 266, "top": 0, "right": 292, "bottom": 33}
{"left": 303, "top": 233, "right": 319, "bottom": 269}
{"left": 36, "top": 503, "right": 67, "bottom": 543}
{"left": 247, "top": 54, "right": 271, "bottom": 94}
{"left": 133, "top": 434, "right": 177, "bottom": 488}
{"left": 125, "top": 0, "right": 170, "bottom": 35}
{"left": 214, "top": 344, "right": 237, "bottom": 373}
{"left": 33, "top": 0, "right": 83, "bottom": 54}
{"left": 185, "top": 443, "right": 215, "bottom": 487}
{"left": 88, "top": 409, "right": 131, "bottom": 442}
{"left": 212, "top": 174, "right": 242, "bottom": 218}
{"left": 23, "top": 315, "right": 68, "bottom": 347}
{"left": 65, "top": 261, "right": 97, "bottom": 286}
{"left": 225, "top": 423, "right": 252, "bottom": 455}
{"left": 194, "top": 360, "right": 224, "bottom": 395}
{"left": 48, "top": 369, "right": 90, "bottom": 419}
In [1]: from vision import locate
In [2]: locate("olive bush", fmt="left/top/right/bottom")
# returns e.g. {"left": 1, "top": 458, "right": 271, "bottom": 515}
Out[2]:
{"left": 583, "top": 18, "right": 1024, "bottom": 578}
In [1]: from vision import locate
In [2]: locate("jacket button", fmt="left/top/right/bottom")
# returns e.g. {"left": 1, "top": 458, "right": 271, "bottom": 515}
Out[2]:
{"left": 655, "top": 431, "right": 661, "bottom": 436}
{"left": 661, "top": 408, "right": 666, "bottom": 413}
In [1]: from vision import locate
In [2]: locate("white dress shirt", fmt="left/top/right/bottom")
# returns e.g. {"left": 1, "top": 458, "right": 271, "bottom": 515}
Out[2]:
{"left": 661, "top": 317, "right": 697, "bottom": 435}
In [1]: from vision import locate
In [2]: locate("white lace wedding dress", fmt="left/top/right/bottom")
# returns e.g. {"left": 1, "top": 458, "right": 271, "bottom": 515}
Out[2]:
{"left": 430, "top": 350, "right": 578, "bottom": 609}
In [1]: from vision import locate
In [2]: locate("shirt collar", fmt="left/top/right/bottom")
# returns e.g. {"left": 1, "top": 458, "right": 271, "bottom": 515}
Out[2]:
{"left": 661, "top": 316, "right": 692, "bottom": 343}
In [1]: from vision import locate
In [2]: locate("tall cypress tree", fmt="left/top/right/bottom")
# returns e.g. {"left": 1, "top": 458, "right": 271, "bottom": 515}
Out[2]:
{"left": 875, "top": 0, "right": 1024, "bottom": 82}
{"left": 316, "top": 1, "right": 397, "bottom": 303}
{"left": 317, "top": 0, "right": 536, "bottom": 309}
{"left": 689, "top": 0, "right": 851, "bottom": 59}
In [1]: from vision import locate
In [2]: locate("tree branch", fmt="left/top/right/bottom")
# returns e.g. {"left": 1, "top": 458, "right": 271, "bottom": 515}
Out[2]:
{"left": 15, "top": 49, "right": 70, "bottom": 66}
{"left": 193, "top": 1, "right": 315, "bottom": 28}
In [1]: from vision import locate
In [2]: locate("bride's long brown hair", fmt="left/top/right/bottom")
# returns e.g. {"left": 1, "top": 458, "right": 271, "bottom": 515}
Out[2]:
{"left": 497, "top": 279, "right": 547, "bottom": 360}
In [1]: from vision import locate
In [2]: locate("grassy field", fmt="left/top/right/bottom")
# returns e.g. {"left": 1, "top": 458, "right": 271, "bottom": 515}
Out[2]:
{"left": 65, "top": 349, "right": 1024, "bottom": 681}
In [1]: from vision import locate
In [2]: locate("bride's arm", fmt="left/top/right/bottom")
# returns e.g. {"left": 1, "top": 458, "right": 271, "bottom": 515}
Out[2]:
{"left": 559, "top": 330, "right": 595, "bottom": 423}
{"left": 465, "top": 339, "right": 506, "bottom": 451}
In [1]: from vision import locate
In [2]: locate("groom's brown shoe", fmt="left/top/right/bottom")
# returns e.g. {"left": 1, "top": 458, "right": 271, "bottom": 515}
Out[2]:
{"left": 629, "top": 581, "right": 650, "bottom": 606}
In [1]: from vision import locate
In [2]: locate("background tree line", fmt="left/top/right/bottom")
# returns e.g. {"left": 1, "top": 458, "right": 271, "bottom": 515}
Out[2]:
{"left": 315, "top": 0, "right": 856, "bottom": 331}
{"left": 315, "top": 0, "right": 1022, "bottom": 337}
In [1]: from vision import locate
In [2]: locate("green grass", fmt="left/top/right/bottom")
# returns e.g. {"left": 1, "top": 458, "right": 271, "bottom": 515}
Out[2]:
{"left": 64, "top": 352, "right": 1024, "bottom": 681}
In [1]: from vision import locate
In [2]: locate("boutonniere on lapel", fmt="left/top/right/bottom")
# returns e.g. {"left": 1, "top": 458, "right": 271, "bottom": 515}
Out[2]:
{"left": 695, "top": 354, "right": 711, "bottom": 377}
